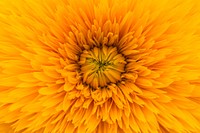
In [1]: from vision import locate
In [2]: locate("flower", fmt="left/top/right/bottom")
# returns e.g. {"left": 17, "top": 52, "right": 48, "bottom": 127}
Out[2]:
{"left": 1, "top": 0, "right": 200, "bottom": 132}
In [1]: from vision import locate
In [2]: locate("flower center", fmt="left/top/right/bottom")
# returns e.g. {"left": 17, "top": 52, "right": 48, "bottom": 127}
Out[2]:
{"left": 79, "top": 46, "right": 127, "bottom": 89}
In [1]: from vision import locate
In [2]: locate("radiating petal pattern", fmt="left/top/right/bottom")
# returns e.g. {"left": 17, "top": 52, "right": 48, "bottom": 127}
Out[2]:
{"left": 1, "top": 0, "right": 200, "bottom": 132}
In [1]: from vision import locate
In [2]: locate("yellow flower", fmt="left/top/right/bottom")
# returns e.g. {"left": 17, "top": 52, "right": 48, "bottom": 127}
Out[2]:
{"left": 1, "top": 0, "right": 200, "bottom": 132}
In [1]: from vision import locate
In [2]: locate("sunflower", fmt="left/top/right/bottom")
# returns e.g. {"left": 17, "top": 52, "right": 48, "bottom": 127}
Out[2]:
{"left": 1, "top": 0, "right": 200, "bottom": 132}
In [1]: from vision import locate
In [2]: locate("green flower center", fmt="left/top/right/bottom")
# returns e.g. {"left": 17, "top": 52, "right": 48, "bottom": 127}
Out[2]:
{"left": 79, "top": 46, "right": 127, "bottom": 89}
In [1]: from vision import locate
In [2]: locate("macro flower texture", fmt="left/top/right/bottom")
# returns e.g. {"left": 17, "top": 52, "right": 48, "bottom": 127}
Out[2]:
{"left": 1, "top": 0, "right": 200, "bottom": 132}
